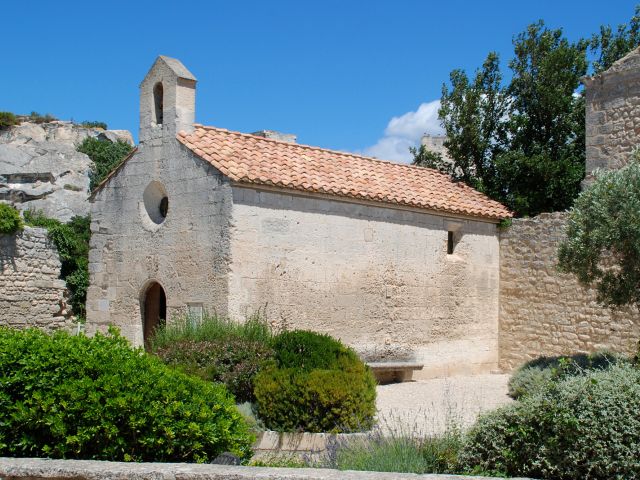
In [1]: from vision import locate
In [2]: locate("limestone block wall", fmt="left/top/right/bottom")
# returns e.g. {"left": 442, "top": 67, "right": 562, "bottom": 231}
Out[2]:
{"left": 0, "top": 226, "right": 72, "bottom": 331}
{"left": 228, "top": 186, "right": 501, "bottom": 378}
{"left": 499, "top": 212, "right": 640, "bottom": 370}
{"left": 584, "top": 48, "right": 640, "bottom": 181}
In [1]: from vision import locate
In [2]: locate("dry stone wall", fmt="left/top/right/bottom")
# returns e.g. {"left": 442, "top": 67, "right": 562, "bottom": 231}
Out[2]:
{"left": 0, "top": 227, "right": 72, "bottom": 331}
{"left": 584, "top": 47, "right": 640, "bottom": 182}
{"left": 499, "top": 212, "right": 640, "bottom": 370}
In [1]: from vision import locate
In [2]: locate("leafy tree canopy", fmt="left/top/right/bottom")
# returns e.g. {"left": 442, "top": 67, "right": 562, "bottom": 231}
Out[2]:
{"left": 414, "top": 6, "right": 640, "bottom": 217}
{"left": 558, "top": 149, "right": 640, "bottom": 309}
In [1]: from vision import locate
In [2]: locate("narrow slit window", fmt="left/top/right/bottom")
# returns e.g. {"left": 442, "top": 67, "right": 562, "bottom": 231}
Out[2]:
{"left": 447, "top": 231, "right": 454, "bottom": 255}
{"left": 153, "top": 82, "right": 164, "bottom": 125}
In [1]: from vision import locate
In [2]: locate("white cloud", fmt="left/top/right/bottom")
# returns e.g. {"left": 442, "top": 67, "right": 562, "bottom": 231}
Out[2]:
{"left": 362, "top": 100, "right": 444, "bottom": 163}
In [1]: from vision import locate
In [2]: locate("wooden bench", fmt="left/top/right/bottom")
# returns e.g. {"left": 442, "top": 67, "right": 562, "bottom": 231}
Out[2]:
{"left": 366, "top": 362, "right": 424, "bottom": 384}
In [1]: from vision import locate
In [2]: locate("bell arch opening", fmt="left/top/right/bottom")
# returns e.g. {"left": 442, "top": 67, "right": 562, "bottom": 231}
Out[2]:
{"left": 141, "top": 281, "right": 166, "bottom": 349}
{"left": 153, "top": 82, "right": 164, "bottom": 125}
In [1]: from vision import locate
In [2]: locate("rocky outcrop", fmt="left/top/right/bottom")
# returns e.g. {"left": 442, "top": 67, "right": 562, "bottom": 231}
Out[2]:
{"left": 0, "top": 121, "right": 134, "bottom": 222}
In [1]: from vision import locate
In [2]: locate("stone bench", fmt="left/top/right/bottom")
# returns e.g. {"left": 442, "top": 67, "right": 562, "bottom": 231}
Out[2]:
{"left": 366, "top": 362, "right": 424, "bottom": 384}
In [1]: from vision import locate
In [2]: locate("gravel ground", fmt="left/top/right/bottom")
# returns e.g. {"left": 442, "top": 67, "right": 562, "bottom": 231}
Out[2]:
{"left": 375, "top": 374, "right": 512, "bottom": 436}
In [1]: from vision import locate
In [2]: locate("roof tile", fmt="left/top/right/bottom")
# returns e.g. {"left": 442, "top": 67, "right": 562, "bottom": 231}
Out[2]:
{"left": 177, "top": 125, "right": 511, "bottom": 220}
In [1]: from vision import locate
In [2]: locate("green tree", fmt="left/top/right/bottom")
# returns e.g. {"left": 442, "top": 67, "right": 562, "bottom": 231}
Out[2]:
{"left": 418, "top": 13, "right": 640, "bottom": 217}
{"left": 558, "top": 150, "right": 640, "bottom": 309}
{"left": 433, "top": 52, "right": 507, "bottom": 195}
{"left": 410, "top": 146, "right": 453, "bottom": 176}
{"left": 590, "top": 5, "right": 640, "bottom": 74}
{"left": 77, "top": 137, "right": 133, "bottom": 190}
{"left": 494, "top": 21, "right": 588, "bottom": 216}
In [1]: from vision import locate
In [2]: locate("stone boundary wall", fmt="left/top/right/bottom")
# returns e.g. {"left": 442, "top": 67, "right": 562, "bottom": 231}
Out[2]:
{"left": 0, "top": 227, "right": 72, "bottom": 331}
{"left": 499, "top": 212, "right": 640, "bottom": 371}
{"left": 0, "top": 457, "right": 531, "bottom": 480}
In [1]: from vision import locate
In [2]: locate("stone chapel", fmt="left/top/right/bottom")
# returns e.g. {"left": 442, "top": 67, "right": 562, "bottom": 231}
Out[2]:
{"left": 86, "top": 56, "right": 511, "bottom": 378}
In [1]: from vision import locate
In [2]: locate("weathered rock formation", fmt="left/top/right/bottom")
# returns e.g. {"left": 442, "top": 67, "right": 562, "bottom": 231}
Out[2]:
{"left": 0, "top": 121, "right": 133, "bottom": 222}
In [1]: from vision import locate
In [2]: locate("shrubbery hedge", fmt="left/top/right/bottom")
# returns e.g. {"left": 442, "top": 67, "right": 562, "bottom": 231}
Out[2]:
{"left": 154, "top": 337, "right": 273, "bottom": 403}
{"left": 0, "top": 327, "right": 253, "bottom": 462}
{"left": 151, "top": 314, "right": 274, "bottom": 403}
{"left": 0, "top": 204, "right": 23, "bottom": 234}
{"left": 508, "top": 351, "right": 629, "bottom": 399}
{"left": 460, "top": 363, "right": 640, "bottom": 479}
{"left": 254, "top": 331, "right": 376, "bottom": 433}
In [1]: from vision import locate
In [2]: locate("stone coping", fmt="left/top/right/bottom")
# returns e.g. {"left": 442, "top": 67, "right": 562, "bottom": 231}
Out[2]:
{"left": 0, "top": 457, "right": 533, "bottom": 480}
{"left": 366, "top": 362, "right": 424, "bottom": 371}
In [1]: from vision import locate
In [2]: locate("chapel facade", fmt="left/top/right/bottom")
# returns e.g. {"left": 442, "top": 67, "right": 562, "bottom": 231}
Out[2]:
{"left": 86, "top": 56, "right": 511, "bottom": 378}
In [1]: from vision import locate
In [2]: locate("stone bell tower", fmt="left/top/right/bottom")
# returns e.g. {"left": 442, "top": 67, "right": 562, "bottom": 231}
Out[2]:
{"left": 139, "top": 56, "right": 197, "bottom": 145}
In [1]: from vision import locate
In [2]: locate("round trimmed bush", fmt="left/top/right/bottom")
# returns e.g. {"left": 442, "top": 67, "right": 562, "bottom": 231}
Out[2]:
{"left": 460, "top": 363, "right": 640, "bottom": 479}
{"left": 0, "top": 204, "right": 23, "bottom": 234}
{"left": 254, "top": 330, "right": 376, "bottom": 433}
{"left": 0, "top": 327, "right": 253, "bottom": 462}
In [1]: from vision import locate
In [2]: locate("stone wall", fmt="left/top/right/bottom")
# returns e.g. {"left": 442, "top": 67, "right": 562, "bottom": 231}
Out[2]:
{"left": 0, "top": 227, "right": 72, "bottom": 331}
{"left": 584, "top": 47, "right": 640, "bottom": 182}
{"left": 229, "top": 186, "right": 501, "bottom": 379}
{"left": 0, "top": 457, "right": 526, "bottom": 480}
{"left": 499, "top": 212, "right": 640, "bottom": 370}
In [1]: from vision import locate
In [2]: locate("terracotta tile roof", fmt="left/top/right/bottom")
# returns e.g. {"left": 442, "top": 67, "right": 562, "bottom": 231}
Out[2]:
{"left": 177, "top": 125, "right": 512, "bottom": 220}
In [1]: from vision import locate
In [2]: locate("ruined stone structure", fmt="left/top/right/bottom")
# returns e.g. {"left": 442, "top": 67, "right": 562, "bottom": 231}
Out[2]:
{"left": 584, "top": 46, "right": 640, "bottom": 182}
{"left": 86, "top": 56, "right": 510, "bottom": 378}
{"left": 421, "top": 135, "right": 453, "bottom": 163}
{"left": 0, "top": 227, "right": 73, "bottom": 331}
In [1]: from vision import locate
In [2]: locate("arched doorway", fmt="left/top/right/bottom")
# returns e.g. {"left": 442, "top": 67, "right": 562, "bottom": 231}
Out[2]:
{"left": 142, "top": 281, "right": 166, "bottom": 349}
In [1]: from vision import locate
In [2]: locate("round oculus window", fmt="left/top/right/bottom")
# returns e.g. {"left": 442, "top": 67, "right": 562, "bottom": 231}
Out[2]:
{"left": 141, "top": 181, "right": 168, "bottom": 228}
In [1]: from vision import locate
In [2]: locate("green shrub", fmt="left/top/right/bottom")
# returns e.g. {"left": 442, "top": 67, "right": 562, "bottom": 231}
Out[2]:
{"left": 0, "top": 327, "right": 253, "bottom": 462}
{"left": 254, "top": 330, "right": 376, "bottom": 433}
{"left": 272, "top": 330, "right": 358, "bottom": 371}
{"left": 24, "top": 211, "right": 90, "bottom": 318}
{"left": 81, "top": 121, "right": 108, "bottom": 129}
{"left": 508, "top": 351, "right": 629, "bottom": 399}
{"left": 28, "top": 111, "right": 57, "bottom": 124}
{"left": 0, "top": 111, "right": 19, "bottom": 129}
{"left": 460, "top": 363, "right": 640, "bottom": 479}
{"left": 76, "top": 137, "right": 133, "bottom": 190}
{"left": 327, "top": 428, "right": 463, "bottom": 474}
{"left": 0, "top": 204, "right": 23, "bottom": 234}
{"left": 154, "top": 337, "right": 273, "bottom": 403}
{"left": 151, "top": 312, "right": 272, "bottom": 348}
{"left": 151, "top": 314, "right": 274, "bottom": 403}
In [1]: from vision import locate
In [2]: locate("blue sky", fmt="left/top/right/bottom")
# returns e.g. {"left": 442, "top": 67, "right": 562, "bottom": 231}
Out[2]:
{"left": 3, "top": 1, "right": 637, "bottom": 162}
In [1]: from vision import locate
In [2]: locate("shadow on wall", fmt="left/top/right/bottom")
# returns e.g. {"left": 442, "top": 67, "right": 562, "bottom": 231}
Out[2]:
{"left": 0, "top": 233, "right": 18, "bottom": 272}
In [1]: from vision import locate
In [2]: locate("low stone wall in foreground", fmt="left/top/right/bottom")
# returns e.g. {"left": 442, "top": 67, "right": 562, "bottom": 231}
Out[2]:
{"left": 0, "top": 457, "right": 532, "bottom": 480}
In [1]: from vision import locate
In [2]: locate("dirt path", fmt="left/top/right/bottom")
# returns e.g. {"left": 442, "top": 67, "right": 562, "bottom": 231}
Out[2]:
{"left": 375, "top": 374, "right": 513, "bottom": 436}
